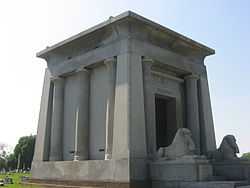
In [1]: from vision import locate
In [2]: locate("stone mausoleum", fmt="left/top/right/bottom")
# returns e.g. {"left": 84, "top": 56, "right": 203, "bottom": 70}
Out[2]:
{"left": 31, "top": 11, "right": 250, "bottom": 188}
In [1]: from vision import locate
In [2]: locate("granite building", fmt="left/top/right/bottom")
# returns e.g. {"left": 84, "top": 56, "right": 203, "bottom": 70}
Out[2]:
{"left": 31, "top": 11, "right": 249, "bottom": 188}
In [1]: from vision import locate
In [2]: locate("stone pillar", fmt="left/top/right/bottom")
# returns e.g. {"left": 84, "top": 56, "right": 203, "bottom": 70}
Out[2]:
{"left": 112, "top": 53, "right": 147, "bottom": 159}
{"left": 75, "top": 69, "right": 90, "bottom": 160}
{"left": 129, "top": 54, "right": 147, "bottom": 159}
{"left": 112, "top": 54, "right": 130, "bottom": 159}
{"left": 49, "top": 77, "right": 64, "bottom": 161}
{"left": 185, "top": 74, "right": 200, "bottom": 154}
{"left": 104, "top": 58, "right": 116, "bottom": 160}
{"left": 33, "top": 69, "right": 53, "bottom": 162}
{"left": 198, "top": 73, "right": 216, "bottom": 153}
{"left": 142, "top": 57, "right": 155, "bottom": 159}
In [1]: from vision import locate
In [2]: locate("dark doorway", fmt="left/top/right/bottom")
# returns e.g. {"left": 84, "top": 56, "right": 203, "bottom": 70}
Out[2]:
{"left": 155, "top": 95, "right": 177, "bottom": 150}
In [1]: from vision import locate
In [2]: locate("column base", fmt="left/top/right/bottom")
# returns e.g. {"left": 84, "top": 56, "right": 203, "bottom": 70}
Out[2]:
{"left": 105, "top": 153, "right": 112, "bottom": 160}
{"left": 73, "top": 155, "right": 79, "bottom": 161}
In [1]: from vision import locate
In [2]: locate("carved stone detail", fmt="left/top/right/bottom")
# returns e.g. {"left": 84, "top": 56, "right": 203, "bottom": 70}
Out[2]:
{"left": 157, "top": 128, "right": 196, "bottom": 160}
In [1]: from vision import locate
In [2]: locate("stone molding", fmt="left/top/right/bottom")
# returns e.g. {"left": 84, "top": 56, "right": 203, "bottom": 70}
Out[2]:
{"left": 184, "top": 74, "right": 200, "bottom": 80}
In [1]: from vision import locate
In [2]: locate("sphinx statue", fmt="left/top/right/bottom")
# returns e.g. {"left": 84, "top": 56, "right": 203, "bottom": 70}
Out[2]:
{"left": 157, "top": 128, "right": 196, "bottom": 160}
{"left": 208, "top": 135, "right": 239, "bottom": 161}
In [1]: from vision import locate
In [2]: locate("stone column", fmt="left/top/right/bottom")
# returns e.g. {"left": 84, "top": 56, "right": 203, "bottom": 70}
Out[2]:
{"left": 104, "top": 58, "right": 116, "bottom": 160}
{"left": 49, "top": 77, "right": 64, "bottom": 161}
{"left": 33, "top": 69, "right": 53, "bottom": 162}
{"left": 198, "top": 74, "right": 216, "bottom": 153}
{"left": 112, "top": 53, "right": 147, "bottom": 159}
{"left": 185, "top": 74, "right": 200, "bottom": 154}
{"left": 112, "top": 53, "right": 130, "bottom": 159}
{"left": 142, "top": 57, "right": 156, "bottom": 159}
{"left": 75, "top": 69, "right": 90, "bottom": 160}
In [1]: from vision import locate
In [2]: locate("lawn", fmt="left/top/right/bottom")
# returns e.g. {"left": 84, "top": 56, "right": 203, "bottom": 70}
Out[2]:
{"left": 0, "top": 172, "right": 38, "bottom": 188}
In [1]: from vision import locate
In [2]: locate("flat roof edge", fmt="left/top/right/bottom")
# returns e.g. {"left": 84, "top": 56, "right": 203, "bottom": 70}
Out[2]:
{"left": 37, "top": 11, "right": 215, "bottom": 58}
{"left": 127, "top": 11, "right": 215, "bottom": 55}
{"left": 36, "top": 12, "right": 126, "bottom": 57}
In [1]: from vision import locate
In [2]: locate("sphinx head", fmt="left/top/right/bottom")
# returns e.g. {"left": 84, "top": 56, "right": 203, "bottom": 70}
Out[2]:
{"left": 224, "top": 135, "right": 239, "bottom": 154}
{"left": 178, "top": 128, "right": 196, "bottom": 153}
{"left": 219, "top": 135, "right": 239, "bottom": 160}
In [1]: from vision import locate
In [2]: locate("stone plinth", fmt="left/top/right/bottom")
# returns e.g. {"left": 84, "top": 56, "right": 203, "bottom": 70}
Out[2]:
{"left": 213, "top": 160, "right": 250, "bottom": 181}
{"left": 150, "top": 157, "right": 213, "bottom": 182}
{"left": 31, "top": 160, "right": 129, "bottom": 182}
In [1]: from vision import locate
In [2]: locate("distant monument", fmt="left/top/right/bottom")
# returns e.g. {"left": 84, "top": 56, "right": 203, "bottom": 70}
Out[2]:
{"left": 30, "top": 11, "right": 250, "bottom": 188}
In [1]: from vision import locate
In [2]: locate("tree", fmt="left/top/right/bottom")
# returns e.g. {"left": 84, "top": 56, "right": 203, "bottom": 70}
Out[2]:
{"left": 241, "top": 152, "right": 250, "bottom": 160}
{"left": 13, "top": 135, "right": 36, "bottom": 170}
{"left": 6, "top": 153, "right": 17, "bottom": 170}
{"left": 0, "top": 157, "right": 7, "bottom": 171}
{"left": 0, "top": 143, "right": 8, "bottom": 171}
{"left": 0, "top": 143, "right": 7, "bottom": 158}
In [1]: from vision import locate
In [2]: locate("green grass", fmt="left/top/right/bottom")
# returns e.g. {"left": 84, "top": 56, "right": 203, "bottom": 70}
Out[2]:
{"left": 0, "top": 172, "right": 37, "bottom": 188}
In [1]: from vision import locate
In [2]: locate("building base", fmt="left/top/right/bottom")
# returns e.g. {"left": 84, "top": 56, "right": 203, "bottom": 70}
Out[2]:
{"left": 30, "top": 158, "right": 250, "bottom": 188}
{"left": 31, "top": 159, "right": 129, "bottom": 182}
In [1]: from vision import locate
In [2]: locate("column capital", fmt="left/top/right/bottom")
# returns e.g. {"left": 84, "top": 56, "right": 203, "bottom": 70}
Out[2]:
{"left": 184, "top": 74, "right": 200, "bottom": 80}
{"left": 104, "top": 57, "right": 116, "bottom": 66}
{"left": 50, "top": 76, "right": 64, "bottom": 82}
{"left": 75, "top": 67, "right": 91, "bottom": 74}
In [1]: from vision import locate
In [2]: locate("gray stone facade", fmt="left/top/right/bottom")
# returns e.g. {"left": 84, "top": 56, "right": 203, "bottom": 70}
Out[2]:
{"left": 32, "top": 11, "right": 245, "bottom": 188}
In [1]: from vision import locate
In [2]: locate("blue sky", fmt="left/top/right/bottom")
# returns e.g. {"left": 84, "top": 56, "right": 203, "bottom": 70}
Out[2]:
{"left": 0, "top": 0, "right": 249, "bottom": 154}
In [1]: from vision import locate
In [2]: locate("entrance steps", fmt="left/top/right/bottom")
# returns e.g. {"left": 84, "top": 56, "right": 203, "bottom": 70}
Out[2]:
{"left": 23, "top": 179, "right": 250, "bottom": 188}
{"left": 152, "top": 181, "right": 250, "bottom": 188}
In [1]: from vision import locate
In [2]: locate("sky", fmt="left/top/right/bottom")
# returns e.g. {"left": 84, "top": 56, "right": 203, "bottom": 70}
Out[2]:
{"left": 0, "top": 0, "right": 249, "bottom": 154}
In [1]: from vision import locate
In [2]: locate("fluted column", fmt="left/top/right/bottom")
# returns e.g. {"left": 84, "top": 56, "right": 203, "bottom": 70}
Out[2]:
{"left": 75, "top": 69, "right": 90, "bottom": 160}
{"left": 49, "top": 77, "right": 64, "bottom": 161}
{"left": 185, "top": 74, "right": 200, "bottom": 154}
{"left": 104, "top": 57, "right": 116, "bottom": 160}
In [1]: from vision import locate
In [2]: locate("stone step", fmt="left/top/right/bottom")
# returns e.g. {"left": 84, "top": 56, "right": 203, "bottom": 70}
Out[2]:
{"left": 153, "top": 181, "right": 249, "bottom": 188}
{"left": 208, "top": 176, "right": 227, "bottom": 181}
{"left": 25, "top": 180, "right": 250, "bottom": 188}
{"left": 22, "top": 182, "right": 83, "bottom": 188}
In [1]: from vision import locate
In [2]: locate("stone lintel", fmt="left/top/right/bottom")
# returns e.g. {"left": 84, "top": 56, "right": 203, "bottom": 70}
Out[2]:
{"left": 104, "top": 57, "right": 116, "bottom": 65}
{"left": 48, "top": 39, "right": 206, "bottom": 78}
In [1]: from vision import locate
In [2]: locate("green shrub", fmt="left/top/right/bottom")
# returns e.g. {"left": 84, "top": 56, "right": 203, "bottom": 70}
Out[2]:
{"left": 241, "top": 152, "right": 250, "bottom": 160}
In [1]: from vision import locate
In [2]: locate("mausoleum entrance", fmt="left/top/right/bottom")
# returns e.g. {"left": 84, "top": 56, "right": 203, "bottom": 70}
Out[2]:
{"left": 155, "top": 94, "right": 177, "bottom": 150}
